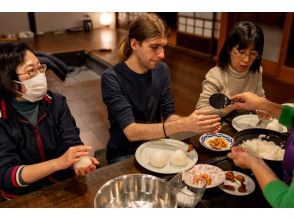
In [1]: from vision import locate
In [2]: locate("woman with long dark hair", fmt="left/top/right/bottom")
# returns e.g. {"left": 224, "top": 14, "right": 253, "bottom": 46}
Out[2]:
{"left": 196, "top": 21, "right": 265, "bottom": 117}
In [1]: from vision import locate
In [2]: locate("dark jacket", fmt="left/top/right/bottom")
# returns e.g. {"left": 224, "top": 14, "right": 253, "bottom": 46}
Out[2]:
{"left": 0, "top": 91, "right": 82, "bottom": 199}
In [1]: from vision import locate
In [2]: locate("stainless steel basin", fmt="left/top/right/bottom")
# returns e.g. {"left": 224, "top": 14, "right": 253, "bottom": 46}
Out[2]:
{"left": 94, "top": 174, "right": 177, "bottom": 208}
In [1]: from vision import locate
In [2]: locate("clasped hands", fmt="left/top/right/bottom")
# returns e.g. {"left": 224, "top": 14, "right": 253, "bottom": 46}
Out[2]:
{"left": 57, "top": 145, "right": 99, "bottom": 176}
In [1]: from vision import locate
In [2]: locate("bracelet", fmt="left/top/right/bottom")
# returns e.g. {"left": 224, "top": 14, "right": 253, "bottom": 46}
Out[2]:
{"left": 162, "top": 121, "right": 168, "bottom": 138}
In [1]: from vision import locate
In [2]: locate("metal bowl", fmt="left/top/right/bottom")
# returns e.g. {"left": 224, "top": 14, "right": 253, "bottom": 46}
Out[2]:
{"left": 94, "top": 174, "right": 177, "bottom": 208}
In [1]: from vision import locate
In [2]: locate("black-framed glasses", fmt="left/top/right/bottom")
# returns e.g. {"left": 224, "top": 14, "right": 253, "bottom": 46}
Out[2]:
{"left": 232, "top": 48, "right": 261, "bottom": 60}
{"left": 17, "top": 64, "right": 47, "bottom": 78}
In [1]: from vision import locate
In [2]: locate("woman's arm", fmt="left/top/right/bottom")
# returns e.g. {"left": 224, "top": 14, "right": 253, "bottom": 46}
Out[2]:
{"left": 227, "top": 147, "right": 278, "bottom": 189}
{"left": 256, "top": 66, "right": 265, "bottom": 97}
{"left": 228, "top": 147, "right": 294, "bottom": 207}
{"left": 196, "top": 67, "right": 229, "bottom": 117}
{"left": 21, "top": 145, "right": 92, "bottom": 184}
{"left": 232, "top": 92, "right": 283, "bottom": 119}
{"left": 263, "top": 179, "right": 294, "bottom": 207}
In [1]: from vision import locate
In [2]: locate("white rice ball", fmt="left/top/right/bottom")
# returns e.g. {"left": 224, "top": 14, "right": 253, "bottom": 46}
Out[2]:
{"left": 73, "top": 156, "right": 92, "bottom": 169}
{"left": 149, "top": 150, "right": 168, "bottom": 168}
{"left": 169, "top": 149, "right": 189, "bottom": 167}
{"left": 266, "top": 119, "right": 283, "bottom": 132}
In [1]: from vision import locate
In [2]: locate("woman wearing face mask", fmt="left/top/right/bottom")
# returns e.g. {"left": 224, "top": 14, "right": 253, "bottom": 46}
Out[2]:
{"left": 196, "top": 21, "right": 265, "bottom": 117}
{"left": 0, "top": 43, "right": 99, "bottom": 200}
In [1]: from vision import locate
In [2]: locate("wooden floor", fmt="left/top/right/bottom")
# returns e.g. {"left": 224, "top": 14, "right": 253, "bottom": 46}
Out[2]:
{"left": 34, "top": 28, "right": 294, "bottom": 155}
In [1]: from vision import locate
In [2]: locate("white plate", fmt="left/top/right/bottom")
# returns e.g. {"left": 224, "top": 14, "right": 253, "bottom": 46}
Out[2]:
{"left": 182, "top": 164, "right": 225, "bottom": 188}
{"left": 199, "top": 133, "right": 234, "bottom": 151}
{"left": 219, "top": 171, "right": 256, "bottom": 196}
{"left": 232, "top": 114, "right": 287, "bottom": 132}
{"left": 135, "top": 139, "right": 198, "bottom": 174}
{"left": 283, "top": 103, "right": 294, "bottom": 107}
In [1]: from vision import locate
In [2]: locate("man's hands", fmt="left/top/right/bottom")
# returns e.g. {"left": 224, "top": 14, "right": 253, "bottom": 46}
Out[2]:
{"left": 184, "top": 110, "right": 221, "bottom": 134}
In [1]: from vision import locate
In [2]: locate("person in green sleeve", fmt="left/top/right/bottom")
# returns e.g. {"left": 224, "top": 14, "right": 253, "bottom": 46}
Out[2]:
{"left": 227, "top": 91, "right": 294, "bottom": 207}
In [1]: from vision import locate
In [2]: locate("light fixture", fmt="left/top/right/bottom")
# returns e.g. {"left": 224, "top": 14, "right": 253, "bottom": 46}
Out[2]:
{"left": 99, "top": 12, "right": 112, "bottom": 27}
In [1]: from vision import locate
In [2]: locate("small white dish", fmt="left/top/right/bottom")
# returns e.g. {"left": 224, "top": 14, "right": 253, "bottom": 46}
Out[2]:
{"left": 232, "top": 114, "right": 287, "bottom": 132}
{"left": 199, "top": 133, "right": 234, "bottom": 151}
{"left": 219, "top": 171, "right": 256, "bottom": 196}
{"left": 182, "top": 164, "right": 225, "bottom": 188}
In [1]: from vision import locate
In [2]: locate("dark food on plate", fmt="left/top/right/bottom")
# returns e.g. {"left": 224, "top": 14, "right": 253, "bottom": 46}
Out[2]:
{"left": 235, "top": 174, "right": 245, "bottom": 183}
{"left": 187, "top": 144, "right": 194, "bottom": 152}
{"left": 224, "top": 171, "right": 247, "bottom": 193}
{"left": 238, "top": 183, "right": 247, "bottom": 193}
{"left": 224, "top": 184, "right": 235, "bottom": 191}
{"left": 208, "top": 137, "right": 228, "bottom": 150}
{"left": 225, "top": 171, "right": 235, "bottom": 182}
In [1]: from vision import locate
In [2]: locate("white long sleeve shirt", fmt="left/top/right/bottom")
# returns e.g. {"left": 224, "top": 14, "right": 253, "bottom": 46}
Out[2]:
{"left": 196, "top": 65, "right": 265, "bottom": 116}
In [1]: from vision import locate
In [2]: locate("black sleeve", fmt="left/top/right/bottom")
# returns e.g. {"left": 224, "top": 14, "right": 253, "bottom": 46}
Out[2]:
{"left": 54, "top": 94, "right": 83, "bottom": 155}
{"left": 159, "top": 63, "right": 176, "bottom": 120}
{"left": 0, "top": 122, "right": 25, "bottom": 190}
{"left": 101, "top": 69, "right": 135, "bottom": 130}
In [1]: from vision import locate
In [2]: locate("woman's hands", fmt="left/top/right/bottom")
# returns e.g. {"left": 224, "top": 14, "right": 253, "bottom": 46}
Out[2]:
{"left": 256, "top": 109, "right": 272, "bottom": 120}
{"left": 56, "top": 145, "right": 99, "bottom": 175}
{"left": 232, "top": 92, "right": 266, "bottom": 111}
{"left": 73, "top": 156, "right": 99, "bottom": 176}
{"left": 184, "top": 109, "right": 221, "bottom": 134}
{"left": 232, "top": 92, "right": 282, "bottom": 120}
{"left": 228, "top": 146, "right": 279, "bottom": 190}
{"left": 223, "top": 104, "right": 239, "bottom": 116}
{"left": 227, "top": 146, "right": 261, "bottom": 170}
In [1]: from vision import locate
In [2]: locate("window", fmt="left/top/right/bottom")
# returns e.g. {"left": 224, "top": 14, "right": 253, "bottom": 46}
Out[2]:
{"left": 177, "top": 12, "right": 221, "bottom": 39}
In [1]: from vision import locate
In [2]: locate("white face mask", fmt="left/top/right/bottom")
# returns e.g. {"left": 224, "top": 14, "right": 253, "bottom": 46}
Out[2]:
{"left": 14, "top": 72, "right": 47, "bottom": 102}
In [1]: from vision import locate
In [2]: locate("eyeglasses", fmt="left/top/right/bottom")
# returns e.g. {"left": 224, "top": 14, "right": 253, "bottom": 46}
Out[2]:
{"left": 232, "top": 48, "right": 261, "bottom": 60}
{"left": 17, "top": 64, "right": 47, "bottom": 78}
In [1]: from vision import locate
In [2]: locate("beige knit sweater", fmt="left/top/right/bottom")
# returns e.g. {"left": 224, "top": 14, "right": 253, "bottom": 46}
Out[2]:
{"left": 196, "top": 65, "right": 265, "bottom": 117}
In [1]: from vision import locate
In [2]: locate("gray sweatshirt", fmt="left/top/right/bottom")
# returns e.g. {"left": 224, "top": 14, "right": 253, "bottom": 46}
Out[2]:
{"left": 196, "top": 65, "right": 265, "bottom": 117}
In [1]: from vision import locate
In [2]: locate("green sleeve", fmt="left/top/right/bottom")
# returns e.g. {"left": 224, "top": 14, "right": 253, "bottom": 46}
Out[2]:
{"left": 279, "top": 105, "right": 294, "bottom": 128}
{"left": 263, "top": 179, "right": 294, "bottom": 207}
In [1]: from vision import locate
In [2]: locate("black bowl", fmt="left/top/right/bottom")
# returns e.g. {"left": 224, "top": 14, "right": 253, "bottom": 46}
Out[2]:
{"left": 234, "top": 128, "right": 289, "bottom": 178}
{"left": 234, "top": 128, "right": 288, "bottom": 149}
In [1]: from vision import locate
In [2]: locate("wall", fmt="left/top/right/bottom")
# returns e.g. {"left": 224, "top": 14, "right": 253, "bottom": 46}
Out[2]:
{"left": 35, "top": 12, "right": 115, "bottom": 33}
{"left": 0, "top": 13, "right": 30, "bottom": 34}
{"left": 0, "top": 12, "right": 116, "bottom": 35}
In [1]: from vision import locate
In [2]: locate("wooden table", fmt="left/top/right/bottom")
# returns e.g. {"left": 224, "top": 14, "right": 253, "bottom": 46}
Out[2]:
{"left": 0, "top": 124, "right": 271, "bottom": 208}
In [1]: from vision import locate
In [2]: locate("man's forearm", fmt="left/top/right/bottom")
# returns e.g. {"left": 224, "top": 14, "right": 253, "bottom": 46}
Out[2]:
{"left": 123, "top": 117, "right": 185, "bottom": 141}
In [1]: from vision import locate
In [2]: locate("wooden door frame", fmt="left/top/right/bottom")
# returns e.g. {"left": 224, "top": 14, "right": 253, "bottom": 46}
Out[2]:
{"left": 277, "top": 13, "right": 294, "bottom": 84}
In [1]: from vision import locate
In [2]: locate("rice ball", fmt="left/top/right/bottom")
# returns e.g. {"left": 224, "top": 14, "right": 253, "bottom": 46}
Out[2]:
{"left": 266, "top": 119, "right": 283, "bottom": 132}
{"left": 149, "top": 150, "right": 168, "bottom": 168}
{"left": 169, "top": 149, "right": 189, "bottom": 167}
{"left": 74, "top": 156, "right": 92, "bottom": 169}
